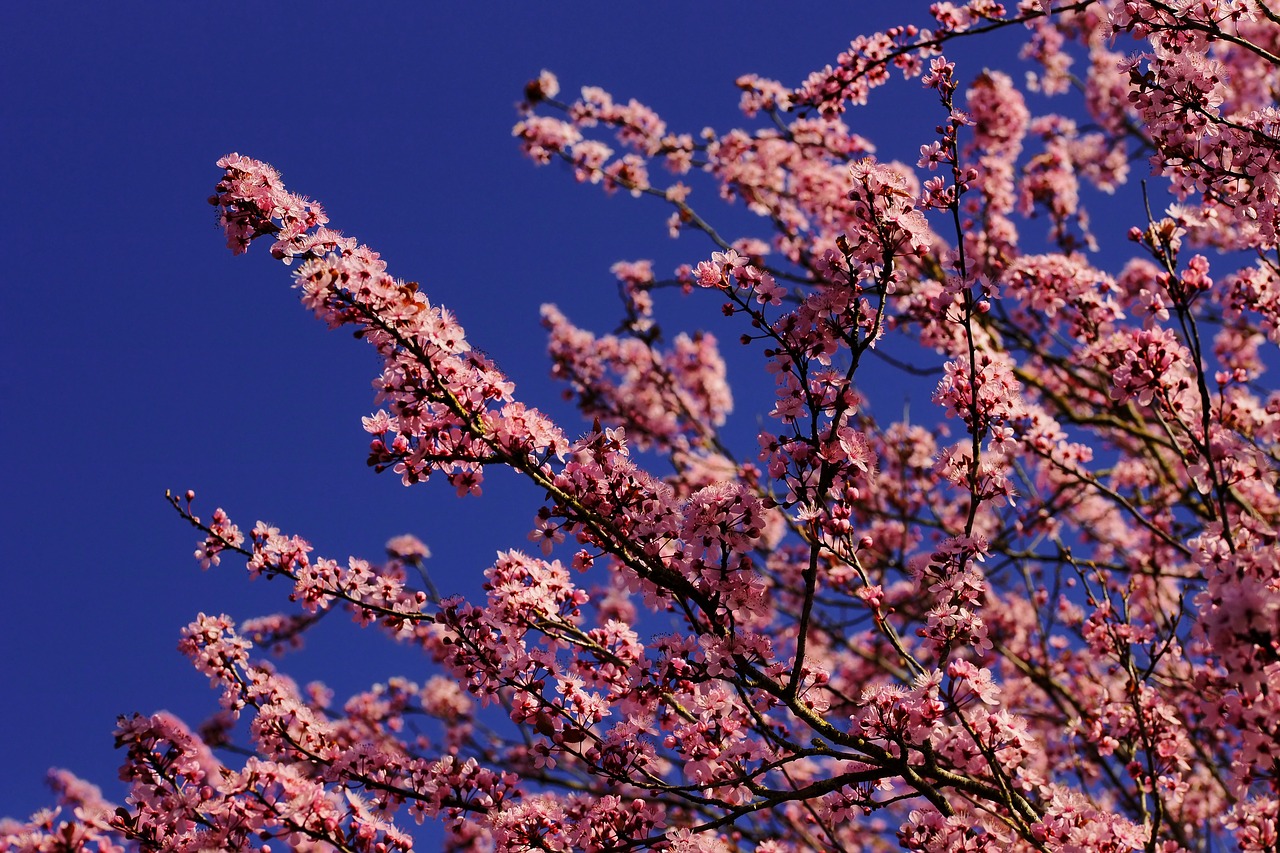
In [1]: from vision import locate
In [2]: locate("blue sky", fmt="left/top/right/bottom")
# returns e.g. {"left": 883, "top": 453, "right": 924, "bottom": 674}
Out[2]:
{"left": 1, "top": 1, "right": 1129, "bottom": 831}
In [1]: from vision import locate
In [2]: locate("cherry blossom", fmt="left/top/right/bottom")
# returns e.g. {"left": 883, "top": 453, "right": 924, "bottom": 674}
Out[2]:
{"left": 14, "top": 5, "right": 1280, "bottom": 851}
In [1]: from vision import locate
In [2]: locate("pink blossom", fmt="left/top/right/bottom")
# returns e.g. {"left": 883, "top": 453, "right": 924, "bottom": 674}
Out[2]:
{"left": 31, "top": 13, "right": 1280, "bottom": 852}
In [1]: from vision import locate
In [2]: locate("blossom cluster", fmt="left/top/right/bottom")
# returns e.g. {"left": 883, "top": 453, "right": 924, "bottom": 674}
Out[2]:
{"left": 11, "top": 3, "right": 1280, "bottom": 852}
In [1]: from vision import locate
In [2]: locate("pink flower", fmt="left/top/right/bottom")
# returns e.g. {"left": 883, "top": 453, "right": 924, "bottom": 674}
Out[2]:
{"left": 385, "top": 533, "right": 430, "bottom": 561}
{"left": 528, "top": 515, "right": 565, "bottom": 555}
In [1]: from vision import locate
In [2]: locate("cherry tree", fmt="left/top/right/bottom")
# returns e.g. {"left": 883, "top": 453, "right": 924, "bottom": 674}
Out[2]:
{"left": 7, "top": 1, "right": 1280, "bottom": 850}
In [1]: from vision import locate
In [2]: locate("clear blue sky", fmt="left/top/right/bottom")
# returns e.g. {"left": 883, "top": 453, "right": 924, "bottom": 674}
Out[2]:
{"left": 1, "top": 1, "right": 1128, "bottom": 831}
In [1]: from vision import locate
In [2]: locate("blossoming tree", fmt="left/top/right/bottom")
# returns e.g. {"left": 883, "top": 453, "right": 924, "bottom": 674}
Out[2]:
{"left": 9, "top": 1, "right": 1280, "bottom": 850}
